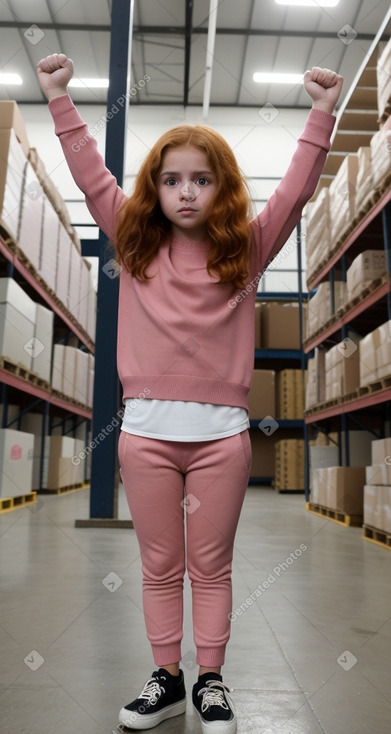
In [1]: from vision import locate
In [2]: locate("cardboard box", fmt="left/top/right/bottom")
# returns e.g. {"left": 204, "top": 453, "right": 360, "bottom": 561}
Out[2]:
{"left": 32, "top": 304, "right": 53, "bottom": 382}
{"left": 355, "top": 146, "right": 374, "bottom": 216}
{"left": 346, "top": 250, "right": 386, "bottom": 301}
{"left": 0, "top": 428, "right": 34, "bottom": 498}
{"left": 0, "top": 128, "right": 26, "bottom": 241}
{"left": 325, "top": 340, "right": 360, "bottom": 399}
{"left": 20, "top": 413, "right": 46, "bottom": 490}
{"left": 17, "top": 161, "right": 44, "bottom": 272}
{"left": 68, "top": 243, "right": 82, "bottom": 323}
{"left": 329, "top": 153, "right": 359, "bottom": 244}
{"left": 261, "top": 302, "right": 301, "bottom": 350}
{"left": 39, "top": 197, "right": 59, "bottom": 292}
{"left": 56, "top": 223, "right": 72, "bottom": 310}
{"left": 0, "top": 100, "right": 30, "bottom": 156}
{"left": 320, "top": 466, "right": 365, "bottom": 514}
{"left": 0, "top": 277, "right": 36, "bottom": 367}
{"left": 247, "top": 369, "right": 275, "bottom": 420}
{"left": 371, "top": 437, "right": 391, "bottom": 465}
{"left": 366, "top": 463, "right": 391, "bottom": 486}
{"left": 47, "top": 435, "right": 75, "bottom": 489}
{"left": 250, "top": 430, "right": 280, "bottom": 478}
{"left": 364, "top": 484, "right": 391, "bottom": 532}
{"left": 74, "top": 349, "right": 89, "bottom": 405}
{"left": 254, "top": 301, "right": 261, "bottom": 349}
{"left": 370, "top": 127, "right": 391, "bottom": 191}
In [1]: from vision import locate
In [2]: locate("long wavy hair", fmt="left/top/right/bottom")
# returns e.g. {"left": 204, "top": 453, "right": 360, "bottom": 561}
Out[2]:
{"left": 115, "top": 125, "right": 253, "bottom": 289}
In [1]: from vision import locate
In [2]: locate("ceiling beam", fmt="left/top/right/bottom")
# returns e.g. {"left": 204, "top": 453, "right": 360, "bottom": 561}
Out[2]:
{"left": 0, "top": 21, "right": 388, "bottom": 41}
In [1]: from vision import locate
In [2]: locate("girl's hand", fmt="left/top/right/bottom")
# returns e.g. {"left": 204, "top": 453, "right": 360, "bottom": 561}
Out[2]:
{"left": 304, "top": 66, "right": 344, "bottom": 115}
{"left": 37, "top": 53, "right": 74, "bottom": 101}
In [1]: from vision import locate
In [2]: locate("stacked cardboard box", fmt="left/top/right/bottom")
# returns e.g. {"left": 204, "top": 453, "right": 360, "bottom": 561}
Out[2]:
{"left": 0, "top": 125, "right": 27, "bottom": 243}
{"left": 359, "top": 320, "right": 391, "bottom": 386}
{"left": 0, "top": 278, "right": 36, "bottom": 369}
{"left": 370, "top": 126, "right": 391, "bottom": 192}
{"left": 328, "top": 153, "right": 359, "bottom": 245}
{"left": 304, "top": 187, "right": 331, "bottom": 286}
{"left": 325, "top": 339, "right": 360, "bottom": 400}
{"left": 364, "top": 437, "right": 391, "bottom": 532}
{"left": 28, "top": 147, "right": 81, "bottom": 253}
{"left": 355, "top": 147, "right": 374, "bottom": 216}
{"left": 305, "top": 348, "right": 326, "bottom": 410}
{"left": 248, "top": 369, "right": 275, "bottom": 420}
{"left": 51, "top": 344, "right": 94, "bottom": 407}
{"left": 306, "top": 281, "right": 346, "bottom": 339}
{"left": 0, "top": 428, "right": 34, "bottom": 498}
{"left": 276, "top": 369, "right": 304, "bottom": 419}
{"left": 377, "top": 38, "right": 391, "bottom": 121}
{"left": 17, "top": 160, "right": 44, "bottom": 272}
{"left": 311, "top": 466, "right": 365, "bottom": 514}
{"left": 260, "top": 301, "right": 303, "bottom": 350}
{"left": 47, "top": 435, "right": 83, "bottom": 490}
{"left": 346, "top": 250, "right": 386, "bottom": 301}
{"left": 275, "top": 439, "right": 304, "bottom": 491}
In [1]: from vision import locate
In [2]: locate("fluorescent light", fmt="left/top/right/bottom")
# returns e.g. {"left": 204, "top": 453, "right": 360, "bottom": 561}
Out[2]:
{"left": 275, "top": 0, "right": 339, "bottom": 6}
{"left": 253, "top": 72, "right": 303, "bottom": 84}
{"left": 68, "top": 78, "right": 109, "bottom": 89}
{"left": 0, "top": 73, "right": 23, "bottom": 85}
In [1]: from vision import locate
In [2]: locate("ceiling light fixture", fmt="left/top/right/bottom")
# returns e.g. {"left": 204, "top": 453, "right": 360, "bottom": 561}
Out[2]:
{"left": 68, "top": 78, "right": 109, "bottom": 88}
{"left": 0, "top": 73, "right": 23, "bottom": 85}
{"left": 275, "top": 0, "right": 339, "bottom": 6}
{"left": 253, "top": 72, "right": 303, "bottom": 84}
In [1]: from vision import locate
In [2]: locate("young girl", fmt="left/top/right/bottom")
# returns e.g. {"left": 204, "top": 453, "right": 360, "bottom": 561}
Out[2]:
{"left": 37, "top": 54, "right": 342, "bottom": 733}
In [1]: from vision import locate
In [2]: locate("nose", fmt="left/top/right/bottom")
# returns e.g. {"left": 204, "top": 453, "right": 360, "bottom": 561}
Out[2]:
{"left": 179, "top": 181, "right": 200, "bottom": 201}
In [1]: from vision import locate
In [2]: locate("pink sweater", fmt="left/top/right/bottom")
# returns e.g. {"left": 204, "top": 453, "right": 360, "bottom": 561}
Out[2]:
{"left": 49, "top": 96, "right": 335, "bottom": 410}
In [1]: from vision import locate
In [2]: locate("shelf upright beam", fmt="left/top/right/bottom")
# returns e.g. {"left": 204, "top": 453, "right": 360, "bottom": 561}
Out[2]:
{"left": 382, "top": 200, "right": 391, "bottom": 320}
{"left": 86, "top": 0, "right": 134, "bottom": 522}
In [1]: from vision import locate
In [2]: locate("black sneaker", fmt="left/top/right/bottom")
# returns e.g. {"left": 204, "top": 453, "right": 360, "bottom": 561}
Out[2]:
{"left": 192, "top": 672, "right": 237, "bottom": 734}
{"left": 118, "top": 668, "right": 186, "bottom": 730}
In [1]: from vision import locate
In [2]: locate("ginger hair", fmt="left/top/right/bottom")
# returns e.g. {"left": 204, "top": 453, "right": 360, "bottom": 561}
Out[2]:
{"left": 115, "top": 124, "right": 253, "bottom": 289}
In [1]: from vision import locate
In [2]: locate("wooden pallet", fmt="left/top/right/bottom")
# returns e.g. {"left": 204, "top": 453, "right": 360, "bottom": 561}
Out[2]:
{"left": 0, "top": 356, "right": 50, "bottom": 391}
{"left": 362, "top": 524, "right": 391, "bottom": 550}
{"left": 306, "top": 502, "right": 363, "bottom": 527}
{"left": 0, "top": 492, "right": 37, "bottom": 513}
{"left": 38, "top": 482, "right": 89, "bottom": 495}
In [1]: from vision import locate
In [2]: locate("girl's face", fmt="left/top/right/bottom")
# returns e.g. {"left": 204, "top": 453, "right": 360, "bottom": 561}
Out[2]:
{"left": 157, "top": 144, "right": 217, "bottom": 241}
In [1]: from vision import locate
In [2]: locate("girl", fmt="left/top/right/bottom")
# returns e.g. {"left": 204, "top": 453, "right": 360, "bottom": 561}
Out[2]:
{"left": 37, "top": 54, "right": 342, "bottom": 733}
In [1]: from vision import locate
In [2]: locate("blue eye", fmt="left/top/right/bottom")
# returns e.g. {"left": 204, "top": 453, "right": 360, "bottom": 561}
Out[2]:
{"left": 197, "top": 177, "right": 208, "bottom": 186}
{"left": 166, "top": 178, "right": 178, "bottom": 186}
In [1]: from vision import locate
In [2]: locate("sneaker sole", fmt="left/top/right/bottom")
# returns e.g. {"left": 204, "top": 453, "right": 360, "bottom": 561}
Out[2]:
{"left": 195, "top": 709, "right": 237, "bottom": 734}
{"left": 118, "top": 697, "right": 186, "bottom": 730}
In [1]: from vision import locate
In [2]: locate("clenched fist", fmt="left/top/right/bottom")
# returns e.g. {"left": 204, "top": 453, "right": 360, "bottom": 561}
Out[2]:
{"left": 304, "top": 67, "right": 344, "bottom": 114}
{"left": 37, "top": 53, "right": 74, "bottom": 101}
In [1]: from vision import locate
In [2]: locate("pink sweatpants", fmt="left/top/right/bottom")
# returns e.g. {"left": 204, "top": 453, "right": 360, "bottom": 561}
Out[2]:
{"left": 118, "top": 429, "right": 251, "bottom": 668}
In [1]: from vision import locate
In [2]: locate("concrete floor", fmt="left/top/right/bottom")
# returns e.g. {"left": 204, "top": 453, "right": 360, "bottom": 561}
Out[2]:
{"left": 1, "top": 484, "right": 391, "bottom": 734}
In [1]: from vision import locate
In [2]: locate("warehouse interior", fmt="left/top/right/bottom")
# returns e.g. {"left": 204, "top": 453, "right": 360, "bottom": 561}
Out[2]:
{"left": 1, "top": 1, "right": 391, "bottom": 732}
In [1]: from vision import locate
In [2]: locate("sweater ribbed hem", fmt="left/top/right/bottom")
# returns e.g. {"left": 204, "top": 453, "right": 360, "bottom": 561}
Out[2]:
{"left": 196, "top": 646, "right": 226, "bottom": 667}
{"left": 121, "top": 375, "right": 249, "bottom": 412}
{"left": 152, "top": 643, "right": 182, "bottom": 666}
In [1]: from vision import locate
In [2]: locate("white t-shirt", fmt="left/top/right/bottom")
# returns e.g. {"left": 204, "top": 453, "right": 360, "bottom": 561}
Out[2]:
{"left": 121, "top": 398, "right": 249, "bottom": 441}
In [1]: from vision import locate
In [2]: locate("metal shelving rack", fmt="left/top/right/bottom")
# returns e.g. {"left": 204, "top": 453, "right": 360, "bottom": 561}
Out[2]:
{"left": 249, "top": 225, "right": 307, "bottom": 487}
{"left": 0, "top": 234, "right": 93, "bottom": 493}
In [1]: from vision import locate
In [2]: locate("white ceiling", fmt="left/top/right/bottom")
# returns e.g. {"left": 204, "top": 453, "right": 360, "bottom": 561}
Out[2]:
{"left": 0, "top": 0, "right": 390, "bottom": 110}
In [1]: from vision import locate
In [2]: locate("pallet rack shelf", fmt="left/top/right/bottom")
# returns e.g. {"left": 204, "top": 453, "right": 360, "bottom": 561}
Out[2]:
{"left": 303, "top": 17, "right": 391, "bottom": 510}
{"left": 0, "top": 367, "right": 92, "bottom": 419}
{"left": 0, "top": 236, "right": 94, "bottom": 353}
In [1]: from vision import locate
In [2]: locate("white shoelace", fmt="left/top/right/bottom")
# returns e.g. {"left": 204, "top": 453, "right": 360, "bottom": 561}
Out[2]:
{"left": 199, "top": 680, "right": 231, "bottom": 713}
{"left": 138, "top": 677, "right": 166, "bottom": 705}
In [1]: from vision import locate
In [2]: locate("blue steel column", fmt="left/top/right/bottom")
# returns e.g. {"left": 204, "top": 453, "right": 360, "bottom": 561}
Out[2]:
{"left": 89, "top": 0, "right": 134, "bottom": 518}
{"left": 382, "top": 200, "right": 391, "bottom": 320}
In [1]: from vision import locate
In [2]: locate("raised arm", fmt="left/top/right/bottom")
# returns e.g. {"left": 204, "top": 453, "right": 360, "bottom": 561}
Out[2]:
{"left": 251, "top": 67, "right": 343, "bottom": 273}
{"left": 37, "top": 53, "right": 127, "bottom": 242}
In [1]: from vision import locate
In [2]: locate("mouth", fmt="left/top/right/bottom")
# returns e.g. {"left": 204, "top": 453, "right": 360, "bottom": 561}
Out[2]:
{"left": 178, "top": 207, "right": 197, "bottom": 213}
